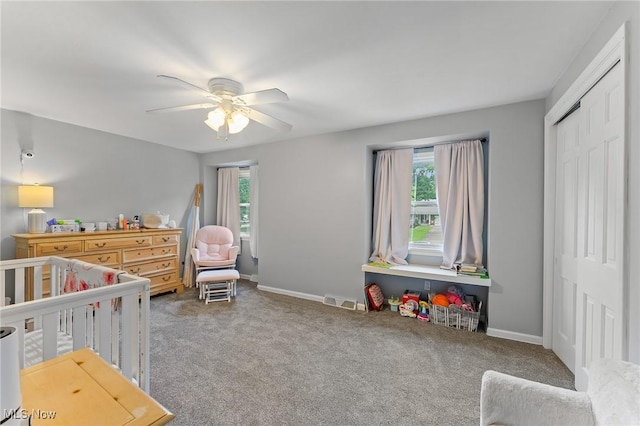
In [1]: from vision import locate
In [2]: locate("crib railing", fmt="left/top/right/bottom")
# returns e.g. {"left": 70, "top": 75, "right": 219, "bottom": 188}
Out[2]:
{"left": 0, "top": 256, "right": 151, "bottom": 392}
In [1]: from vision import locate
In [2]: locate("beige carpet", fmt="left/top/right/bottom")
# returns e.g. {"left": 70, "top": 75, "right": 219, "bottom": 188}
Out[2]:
{"left": 148, "top": 280, "right": 573, "bottom": 425}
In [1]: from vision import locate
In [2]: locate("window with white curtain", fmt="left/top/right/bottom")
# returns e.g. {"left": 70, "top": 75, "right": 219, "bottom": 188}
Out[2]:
{"left": 372, "top": 139, "right": 487, "bottom": 261}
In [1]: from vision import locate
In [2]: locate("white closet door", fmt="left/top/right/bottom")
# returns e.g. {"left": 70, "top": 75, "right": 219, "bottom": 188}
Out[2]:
{"left": 573, "top": 62, "right": 625, "bottom": 390}
{"left": 553, "top": 110, "right": 580, "bottom": 373}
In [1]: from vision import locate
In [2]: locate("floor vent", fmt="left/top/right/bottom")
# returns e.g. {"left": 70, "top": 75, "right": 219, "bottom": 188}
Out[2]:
{"left": 323, "top": 295, "right": 357, "bottom": 310}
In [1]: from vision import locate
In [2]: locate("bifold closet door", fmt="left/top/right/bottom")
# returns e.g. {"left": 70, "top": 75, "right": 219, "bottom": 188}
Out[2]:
{"left": 573, "top": 62, "right": 625, "bottom": 391}
{"left": 553, "top": 109, "right": 580, "bottom": 374}
{"left": 553, "top": 62, "right": 626, "bottom": 391}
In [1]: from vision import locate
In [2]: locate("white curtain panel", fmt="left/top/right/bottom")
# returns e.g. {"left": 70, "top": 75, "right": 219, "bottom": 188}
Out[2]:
{"left": 217, "top": 167, "right": 241, "bottom": 249}
{"left": 369, "top": 148, "right": 413, "bottom": 265}
{"left": 249, "top": 165, "right": 259, "bottom": 259}
{"left": 435, "top": 139, "right": 484, "bottom": 269}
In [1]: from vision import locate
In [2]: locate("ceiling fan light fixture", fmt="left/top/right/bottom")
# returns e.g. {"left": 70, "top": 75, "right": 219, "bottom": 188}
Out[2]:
{"left": 153, "top": 75, "right": 290, "bottom": 140}
{"left": 227, "top": 111, "right": 250, "bottom": 134}
{"left": 204, "top": 107, "right": 226, "bottom": 131}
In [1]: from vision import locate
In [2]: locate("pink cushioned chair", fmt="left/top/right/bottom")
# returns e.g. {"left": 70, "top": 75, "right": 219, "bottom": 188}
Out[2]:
{"left": 191, "top": 225, "right": 239, "bottom": 271}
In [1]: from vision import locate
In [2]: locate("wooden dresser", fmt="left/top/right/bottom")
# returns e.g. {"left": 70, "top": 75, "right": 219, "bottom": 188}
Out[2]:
{"left": 12, "top": 228, "right": 183, "bottom": 299}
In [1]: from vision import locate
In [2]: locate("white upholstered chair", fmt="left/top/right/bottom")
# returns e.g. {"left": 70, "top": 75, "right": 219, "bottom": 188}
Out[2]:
{"left": 480, "top": 358, "right": 640, "bottom": 426}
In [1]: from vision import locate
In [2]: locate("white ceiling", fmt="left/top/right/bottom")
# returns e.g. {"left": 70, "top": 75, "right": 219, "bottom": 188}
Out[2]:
{"left": 1, "top": 1, "right": 613, "bottom": 153}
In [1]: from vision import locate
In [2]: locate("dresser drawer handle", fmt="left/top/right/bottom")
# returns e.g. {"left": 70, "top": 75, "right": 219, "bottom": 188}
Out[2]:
{"left": 162, "top": 237, "right": 171, "bottom": 242}
{"left": 97, "top": 256, "right": 111, "bottom": 263}
{"left": 162, "top": 276, "right": 171, "bottom": 282}
{"left": 130, "top": 268, "right": 141, "bottom": 274}
{"left": 161, "top": 248, "right": 171, "bottom": 254}
{"left": 54, "top": 245, "right": 68, "bottom": 251}
{"left": 136, "top": 239, "right": 146, "bottom": 245}
{"left": 94, "top": 242, "right": 106, "bottom": 248}
{"left": 161, "top": 262, "right": 171, "bottom": 268}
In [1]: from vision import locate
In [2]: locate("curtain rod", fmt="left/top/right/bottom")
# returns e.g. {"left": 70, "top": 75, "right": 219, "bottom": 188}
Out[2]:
{"left": 373, "top": 137, "right": 487, "bottom": 153}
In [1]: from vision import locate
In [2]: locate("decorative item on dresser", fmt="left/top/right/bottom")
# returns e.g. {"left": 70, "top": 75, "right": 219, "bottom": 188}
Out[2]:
{"left": 12, "top": 228, "right": 183, "bottom": 299}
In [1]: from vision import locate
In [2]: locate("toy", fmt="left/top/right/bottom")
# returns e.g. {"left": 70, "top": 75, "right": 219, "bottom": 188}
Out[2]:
{"left": 399, "top": 299, "right": 418, "bottom": 317}
{"left": 431, "top": 294, "right": 450, "bottom": 307}
{"left": 445, "top": 292, "right": 463, "bottom": 306}
{"left": 388, "top": 296, "right": 401, "bottom": 312}
{"left": 417, "top": 300, "right": 430, "bottom": 322}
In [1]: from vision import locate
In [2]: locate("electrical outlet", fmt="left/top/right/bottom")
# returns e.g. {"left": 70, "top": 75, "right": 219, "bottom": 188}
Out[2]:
{"left": 424, "top": 280, "right": 431, "bottom": 291}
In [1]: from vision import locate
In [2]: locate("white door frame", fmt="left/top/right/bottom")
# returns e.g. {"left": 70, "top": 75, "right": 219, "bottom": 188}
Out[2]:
{"left": 543, "top": 24, "right": 628, "bottom": 350}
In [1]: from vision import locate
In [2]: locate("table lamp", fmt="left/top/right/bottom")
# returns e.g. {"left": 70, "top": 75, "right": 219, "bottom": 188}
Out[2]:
{"left": 18, "top": 185, "right": 54, "bottom": 233}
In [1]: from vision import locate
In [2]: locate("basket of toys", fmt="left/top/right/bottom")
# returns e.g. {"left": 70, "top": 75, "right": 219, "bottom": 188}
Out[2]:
{"left": 429, "top": 286, "right": 481, "bottom": 332}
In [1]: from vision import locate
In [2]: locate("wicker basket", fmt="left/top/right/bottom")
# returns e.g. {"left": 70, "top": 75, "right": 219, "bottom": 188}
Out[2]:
{"left": 430, "top": 304, "right": 480, "bottom": 332}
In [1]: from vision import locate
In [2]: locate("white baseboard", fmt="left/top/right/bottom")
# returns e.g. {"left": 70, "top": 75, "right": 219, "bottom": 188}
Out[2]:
{"left": 239, "top": 273, "right": 259, "bottom": 282}
{"left": 257, "top": 285, "right": 367, "bottom": 311}
{"left": 486, "top": 327, "right": 543, "bottom": 345}
{"left": 257, "top": 284, "right": 325, "bottom": 303}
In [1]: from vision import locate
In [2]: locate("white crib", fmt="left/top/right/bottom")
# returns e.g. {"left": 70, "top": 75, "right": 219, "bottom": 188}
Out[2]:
{"left": 0, "top": 256, "right": 151, "bottom": 392}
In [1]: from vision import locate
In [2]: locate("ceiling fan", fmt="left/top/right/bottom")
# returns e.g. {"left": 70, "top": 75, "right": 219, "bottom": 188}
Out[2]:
{"left": 147, "top": 75, "right": 292, "bottom": 140}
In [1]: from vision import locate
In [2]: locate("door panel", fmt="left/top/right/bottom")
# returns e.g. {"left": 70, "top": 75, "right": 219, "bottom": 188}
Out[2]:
{"left": 574, "top": 63, "right": 625, "bottom": 391}
{"left": 553, "top": 62, "right": 625, "bottom": 390}
{"left": 553, "top": 110, "right": 580, "bottom": 371}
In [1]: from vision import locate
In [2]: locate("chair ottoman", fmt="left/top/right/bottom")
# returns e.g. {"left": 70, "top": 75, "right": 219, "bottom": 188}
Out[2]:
{"left": 196, "top": 269, "right": 239, "bottom": 303}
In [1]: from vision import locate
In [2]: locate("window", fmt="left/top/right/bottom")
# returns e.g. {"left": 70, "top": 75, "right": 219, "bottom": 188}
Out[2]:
{"left": 239, "top": 167, "right": 250, "bottom": 238}
{"left": 410, "top": 148, "right": 443, "bottom": 254}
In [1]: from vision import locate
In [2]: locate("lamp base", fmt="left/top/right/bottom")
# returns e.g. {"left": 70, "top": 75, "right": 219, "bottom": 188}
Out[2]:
{"left": 27, "top": 209, "right": 47, "bottom": 233}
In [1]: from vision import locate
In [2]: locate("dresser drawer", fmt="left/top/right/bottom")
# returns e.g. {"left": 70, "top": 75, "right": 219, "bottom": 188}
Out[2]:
{"left": 153, "top": 234, "right": 179, "bottom": 245}
{"left": 36, "top": 241, "right": 83, "bottom": 256}
{"left": 122, "top": 245, "right": 178, "bottom": 263}
{"left": 75, "top": 251, "right": 121, "bottom": 267}
{"left": 148, "top": 271, "right": 178, "bottom": 287}
{"left": 84, "top": 236, "right": 152, "bottom": 252}
{"left": 125, "top": 258, "right": 176, "bottom": 276}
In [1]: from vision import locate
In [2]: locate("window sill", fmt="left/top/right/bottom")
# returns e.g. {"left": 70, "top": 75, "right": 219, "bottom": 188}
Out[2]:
{"left": 361, "top": 263, "right": 491, "bottom": 287}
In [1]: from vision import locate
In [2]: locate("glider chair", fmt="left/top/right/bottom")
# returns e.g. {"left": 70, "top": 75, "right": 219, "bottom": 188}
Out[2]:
{"left": 480, "top": 358, "right": 640, "bottom": 426}
{"left": 191, "top": 225, "right": 240, "bottom": 303}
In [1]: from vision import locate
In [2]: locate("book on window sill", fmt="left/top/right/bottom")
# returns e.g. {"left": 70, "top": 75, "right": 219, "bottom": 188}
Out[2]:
{"left": 458, "top": 271, "right": 490, "bottom": 278}
{"left": 368, "top": 262, "right": 392, "bottom": 269}
{"left": 457, "top": 263, "right": 485, "bottom": 273}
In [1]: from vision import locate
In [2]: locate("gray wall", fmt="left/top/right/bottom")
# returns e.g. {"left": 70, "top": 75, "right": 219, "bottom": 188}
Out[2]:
{"left": 237, "top": 239, "right": 258, "bottom": 279}
{"left": 1, "top": 109, "right": 201, "bottom": 271}
{"left": 201, "top": 99, "right": 546, "bottom": 338}
{"left": 545, "top": 1, "right": 640, "bottom": 362}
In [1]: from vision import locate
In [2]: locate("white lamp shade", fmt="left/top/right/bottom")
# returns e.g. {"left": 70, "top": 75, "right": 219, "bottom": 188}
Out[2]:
{"left": 228, "top": 111, "right": 250, "bottom": 134}
{"left": 18, "top": 185, "right": 54, "bottom": 208}
{"left": 18, "top": 185, "right": 54, "bottom": 233}
{"left": 204, "top": 108, "right": 227, "bottom": 131}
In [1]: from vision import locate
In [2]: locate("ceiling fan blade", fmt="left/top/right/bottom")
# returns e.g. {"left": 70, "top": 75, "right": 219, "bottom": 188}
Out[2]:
{"left": 146, "top": 103, "right": 216, "bottom": 113}
{"left": 234, "top": 88, "right": 289, "bottom": 106}
{"left": 245, "top": 108, "right": 292, "bottom": 133}
{"left": 157, "top": 75, "right": 222, "bottom": 102}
